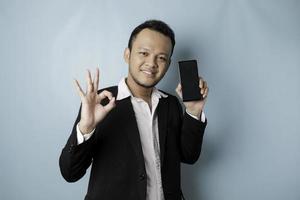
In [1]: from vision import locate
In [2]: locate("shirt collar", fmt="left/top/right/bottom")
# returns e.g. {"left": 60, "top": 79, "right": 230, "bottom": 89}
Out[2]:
{"left": 116, "top": 77, "right": 168, "bottom": 101}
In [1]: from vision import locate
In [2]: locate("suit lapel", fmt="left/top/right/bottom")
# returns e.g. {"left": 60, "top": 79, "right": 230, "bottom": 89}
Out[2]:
{"left": 157, "top": 97, "right": 169, "bottom": 166}
{"left": 115, "top": 92, "right": 169, "bottom": 169}
{"left": 103, "top": 86, "right": 145, "bottom": 167}
{"left": 117, "top": 98, "right": 145, "bottom": 166}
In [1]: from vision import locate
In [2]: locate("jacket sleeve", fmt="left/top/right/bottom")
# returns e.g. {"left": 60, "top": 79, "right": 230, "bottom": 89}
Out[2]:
{"left": 59, "top": 104, "right": 96, "bottom": 182}
{"left": 175, "top": 98, "right": 207, "bottom": 164}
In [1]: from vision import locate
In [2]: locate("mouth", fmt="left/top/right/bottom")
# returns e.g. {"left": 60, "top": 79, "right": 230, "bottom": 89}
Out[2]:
{"left": 141, "top": 69, "right": 157, "bottom": 77}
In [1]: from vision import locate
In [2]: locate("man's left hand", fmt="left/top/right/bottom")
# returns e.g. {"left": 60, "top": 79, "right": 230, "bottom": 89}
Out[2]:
{"left": 175, "top": 77, "right": 209, "bottom": 119}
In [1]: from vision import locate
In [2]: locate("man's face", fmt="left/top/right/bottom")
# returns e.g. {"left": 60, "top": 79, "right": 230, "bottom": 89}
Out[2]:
{"left": 124, "top": 28, "right": 173, "bottom": 88}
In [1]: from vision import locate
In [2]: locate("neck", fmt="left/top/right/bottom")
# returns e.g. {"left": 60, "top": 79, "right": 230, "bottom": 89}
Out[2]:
{"left": 125, "top": 77, "right": 152, "bottom": 103}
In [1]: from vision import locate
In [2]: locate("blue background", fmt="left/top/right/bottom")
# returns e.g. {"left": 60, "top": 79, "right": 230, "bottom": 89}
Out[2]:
{"left": 1, "top": 0, "right": 299, "bottom": 199}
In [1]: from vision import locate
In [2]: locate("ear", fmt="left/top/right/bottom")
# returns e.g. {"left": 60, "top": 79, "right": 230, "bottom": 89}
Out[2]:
{"left": 124, "top": 48, "right": 130, "bottom": 64}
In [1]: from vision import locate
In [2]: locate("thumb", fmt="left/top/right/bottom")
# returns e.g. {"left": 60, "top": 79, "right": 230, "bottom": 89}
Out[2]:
{"left": 175, "top": 83, "right": 182, "bottom": 99}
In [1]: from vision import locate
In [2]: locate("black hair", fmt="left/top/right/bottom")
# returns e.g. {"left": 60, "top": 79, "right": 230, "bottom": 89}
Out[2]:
{"left": 128, "top": 19, "right": 175, "bottom": 55}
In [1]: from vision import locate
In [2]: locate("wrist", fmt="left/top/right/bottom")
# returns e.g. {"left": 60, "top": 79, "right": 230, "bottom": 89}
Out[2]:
{"left": 186, "top": 109, "right": 202, "bottom": 119}
{"left": 78, "top": 121, "right": 95, "bottom": 135}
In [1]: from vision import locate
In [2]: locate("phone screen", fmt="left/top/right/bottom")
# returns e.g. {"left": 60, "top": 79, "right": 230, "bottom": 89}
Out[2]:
{"left": 178, "top": 60, "right": 202, "bottom": 101}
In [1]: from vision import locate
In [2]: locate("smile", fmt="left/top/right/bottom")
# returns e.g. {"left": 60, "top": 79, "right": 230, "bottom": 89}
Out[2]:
{"left": 141, "top": 70, "right": 156, "bottom": 77}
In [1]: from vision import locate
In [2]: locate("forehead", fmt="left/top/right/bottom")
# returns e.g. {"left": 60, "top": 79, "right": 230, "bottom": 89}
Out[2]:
{"left": 132, "top": 28, "right": 172, "bottom": 54}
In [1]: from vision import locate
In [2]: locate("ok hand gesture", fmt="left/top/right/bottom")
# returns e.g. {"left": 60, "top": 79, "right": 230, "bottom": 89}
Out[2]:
{"left": 73, "top": 68, "right": 116, "bottom": 135}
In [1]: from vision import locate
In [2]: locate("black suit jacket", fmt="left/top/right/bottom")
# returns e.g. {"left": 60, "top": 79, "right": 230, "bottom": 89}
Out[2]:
{"left": 59, "top": 86, "right": 207, "bottom": 200}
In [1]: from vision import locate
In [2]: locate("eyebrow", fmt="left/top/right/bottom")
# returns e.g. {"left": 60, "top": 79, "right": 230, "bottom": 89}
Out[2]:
{"left": 137, "top": 47, "right": 169, "bottom": 56}
{"left": 138, "top": 47, "right": 150, "bottom": 51}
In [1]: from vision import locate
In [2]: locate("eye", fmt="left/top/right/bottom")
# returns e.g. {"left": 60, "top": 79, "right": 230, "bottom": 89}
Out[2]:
{"left": 139, "top": 52, "right": 148, "bottom": 56}
{"left": 158, "top": 56, "right": 167, "bottom": 62}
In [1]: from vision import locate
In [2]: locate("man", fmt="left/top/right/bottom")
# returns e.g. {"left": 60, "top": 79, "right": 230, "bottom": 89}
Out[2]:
{"left": 59, "top": 19, "right": 209, "bottom": 200}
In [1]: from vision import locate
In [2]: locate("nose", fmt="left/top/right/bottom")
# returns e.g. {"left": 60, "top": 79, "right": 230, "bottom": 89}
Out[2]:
{"left": 145, "top": 55, "right": 157, "bottom": 68}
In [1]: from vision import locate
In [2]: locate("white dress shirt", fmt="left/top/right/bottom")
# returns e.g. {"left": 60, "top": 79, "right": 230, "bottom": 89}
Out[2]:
{"left": 76, "top": 78, "right": 206, "bottom": 200}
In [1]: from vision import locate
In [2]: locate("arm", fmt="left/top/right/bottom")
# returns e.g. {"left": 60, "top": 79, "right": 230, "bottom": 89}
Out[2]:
{"left": 175, "top": 99, "right": 207, "bottom": 164}
{"left": 59, "top": 105, "right": 95, "bottom": 182}
{"left": 59, "top": 68, "right": 116, "bottom": 182}
{"left": 175, "top": 77, "right": 209, "bottom": 164}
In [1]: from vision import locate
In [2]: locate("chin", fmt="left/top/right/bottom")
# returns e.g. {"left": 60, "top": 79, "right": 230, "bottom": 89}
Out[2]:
{"left": 138, "top": 81, "right": 157, "bottom": 88}
{"left": 136, "top": 78, "right": 160, "bottom": 88}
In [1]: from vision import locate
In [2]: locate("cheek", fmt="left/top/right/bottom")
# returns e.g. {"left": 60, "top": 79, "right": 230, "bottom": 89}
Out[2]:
{"left": 159, "top": 64, "right": 169, "bottom": 73}
{"left": 130, "top": 56, "right": 144, "bottom": 68}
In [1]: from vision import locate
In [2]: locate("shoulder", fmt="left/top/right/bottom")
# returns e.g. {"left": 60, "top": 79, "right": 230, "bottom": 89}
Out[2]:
{"left": 157, "top": 89, "right": 181, "bottom": 106}
{"left": 158, "top": 89, "right": 184, "bottom": 116}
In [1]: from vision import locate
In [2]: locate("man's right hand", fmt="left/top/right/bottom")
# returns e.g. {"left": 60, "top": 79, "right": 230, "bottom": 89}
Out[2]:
{"left": 73, "top": 68, "right": 116, "bottom": 135}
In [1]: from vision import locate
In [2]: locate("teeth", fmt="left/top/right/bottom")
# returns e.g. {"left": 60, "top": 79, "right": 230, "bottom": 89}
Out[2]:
{"left": 142, "top": 70, "right": 153, "bottom": 75}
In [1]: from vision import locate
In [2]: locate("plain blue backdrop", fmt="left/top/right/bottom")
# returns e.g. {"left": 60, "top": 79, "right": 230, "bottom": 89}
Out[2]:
{"left": 1, "top": 0, "right": 299, "bottom": 199}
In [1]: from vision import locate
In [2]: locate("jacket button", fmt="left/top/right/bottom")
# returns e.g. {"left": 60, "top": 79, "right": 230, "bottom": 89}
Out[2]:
{"left": 139, "top": 173, "right": 146, "bottom": 181}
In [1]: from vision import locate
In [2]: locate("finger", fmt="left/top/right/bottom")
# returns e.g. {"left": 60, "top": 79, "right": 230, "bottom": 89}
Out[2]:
{"left": 73, "top": 79, "right": 85, "bottom": 99}
{"left": 201, "top": 80, "right": 207, "bottom": 94}
{"left": 93, "top": 68, "right": 99, "bottom": 92}
{"left": 86, "top": 69, "right": 94, "bottom": 93}
{"left": 97, "top": 90, "right": 114, "bottom": 102}
{"left": 203, "top": 80, "right": 207, "bottom": 89}
{"left": 199, "top": 78, "right": 203, "bottom": 88}
{"left": 175, "top": 83, "right": 182, "bottom": 99}
{"left": 204, "top": 87, "right": 209, "bottom": 98}
{"left": 176, "top": 83, "right": 182, "bottom": 91}
{"left": 104, "top": 97, "right": 116, "bottom": 112}
{"left": 203, "top": 87, "right": 209, "bottom": 98}
{"left": 201, "top": 87, "right": 204, "bottom": 95}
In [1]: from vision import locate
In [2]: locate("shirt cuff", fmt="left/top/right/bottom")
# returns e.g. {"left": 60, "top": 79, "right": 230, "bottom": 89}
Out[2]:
{"left": 186, "top": 110, "right": 206, "bottom": 123}
{"left": 76, "top": 123, "right": 95, "bottom": 145}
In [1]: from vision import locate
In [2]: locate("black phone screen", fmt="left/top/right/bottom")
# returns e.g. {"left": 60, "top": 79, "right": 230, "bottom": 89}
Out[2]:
{"left": 178, "top": 60, "right": 202, "bottom": 102}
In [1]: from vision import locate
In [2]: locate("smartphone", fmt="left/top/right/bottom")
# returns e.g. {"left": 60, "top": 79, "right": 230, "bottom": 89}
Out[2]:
{"left": 178, "top": 60, "right": 203, "bottom": 102}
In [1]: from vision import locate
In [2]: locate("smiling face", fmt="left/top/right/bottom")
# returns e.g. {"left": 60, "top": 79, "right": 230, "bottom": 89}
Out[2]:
{"left": 124, "top": 28, "right": 173, "bottom": 90}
